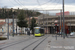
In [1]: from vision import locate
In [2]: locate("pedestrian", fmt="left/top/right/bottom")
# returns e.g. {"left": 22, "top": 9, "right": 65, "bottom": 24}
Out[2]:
{"left": 27, "top": 30, "right": 30, "bottom": 36}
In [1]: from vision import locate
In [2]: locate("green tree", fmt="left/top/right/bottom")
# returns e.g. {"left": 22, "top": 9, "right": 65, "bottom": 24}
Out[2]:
{"left": 30, "top": 17, "right": 37, "bottom": 35}
{"left": 17, "top": 10, "right": 28, "bottom": 34}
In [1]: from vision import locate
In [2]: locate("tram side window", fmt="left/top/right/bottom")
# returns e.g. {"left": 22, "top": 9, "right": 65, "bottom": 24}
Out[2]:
{"left": 40, "top": 29, "right": 44, "bottom": 33}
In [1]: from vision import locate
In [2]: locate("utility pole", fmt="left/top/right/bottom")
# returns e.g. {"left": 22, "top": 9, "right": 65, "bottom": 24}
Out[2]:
{"left": 60, "top": 10, "right": 62, "bottom": 37}
{"left": 29, "top": 16, "right": 30, "bottom": 28}
{"left": 62, "top": 0, "right": 65, "bottom": 39}
{"left": 7, "top": 11, "right": 9, "bottom": 39}
{"left": 16, "top": 16, "right": 17, "bottom": 35}
{"left": 58, "top": 16, "right": 60, "bottom": 36}
{"left": 7, "top": 17, "right": 9, "bottom": 39}
{"left": 33, "top": 16, "right": 34, "bottom": 35}
{"left": 43, "top": 14, "right": 44, "bottom": 28}
{"left": 13, "top": 14, "right": 14, "bottom": 37}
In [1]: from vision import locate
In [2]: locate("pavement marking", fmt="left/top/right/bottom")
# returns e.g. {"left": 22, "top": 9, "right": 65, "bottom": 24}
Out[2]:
{"left": 45, "top": 44, "right": 51, "bottom": 50}
{"left": 44, "top": 41, "right": 51, "bottom": 50}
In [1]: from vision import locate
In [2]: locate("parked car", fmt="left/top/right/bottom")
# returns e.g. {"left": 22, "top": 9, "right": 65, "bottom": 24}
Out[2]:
{"left": 57, "top": 32, "right": 62, "bottom": 35}
{"left": 70, "top": 32, "right": 75, "bottom": 36}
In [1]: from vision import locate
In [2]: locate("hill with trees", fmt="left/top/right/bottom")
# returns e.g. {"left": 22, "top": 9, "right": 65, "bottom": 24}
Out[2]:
{"left": 0, "top": 8, "right": 41, "bottom": 19}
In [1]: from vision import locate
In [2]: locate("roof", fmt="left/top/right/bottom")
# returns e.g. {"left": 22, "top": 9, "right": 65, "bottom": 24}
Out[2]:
{"left": 0, "top": 22, "right": 12, "bottom": 26}
{"left": 0, "top": 22, "right": 6, "bottom": 26}
{"left": 9, "top": 23, "right": 12, "bottom": 25}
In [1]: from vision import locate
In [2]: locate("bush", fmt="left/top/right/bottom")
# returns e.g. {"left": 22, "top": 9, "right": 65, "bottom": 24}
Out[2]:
{"left": 0, "top": 37, "right": 7, "bottom": 40}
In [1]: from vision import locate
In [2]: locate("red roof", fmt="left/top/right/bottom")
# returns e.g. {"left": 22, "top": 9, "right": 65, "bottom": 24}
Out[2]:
{"left": 0, "top": 22, "right": 12, "bottom": 26}
{"left": 9, "top": 23, "right": 12, "bottom": 25}
{"left": 0, "top": 22, "right": 6, "bottom": 26}
{"left": 56, "top": 11, "right": 69, "bottom": 16}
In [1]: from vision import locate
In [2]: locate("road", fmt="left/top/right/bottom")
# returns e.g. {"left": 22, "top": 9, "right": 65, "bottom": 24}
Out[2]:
{"left": 0, "top": 34, "right": 51, "bottom": 50}
{"left": 0, "top": 34, "right": 75, "bottom": 50}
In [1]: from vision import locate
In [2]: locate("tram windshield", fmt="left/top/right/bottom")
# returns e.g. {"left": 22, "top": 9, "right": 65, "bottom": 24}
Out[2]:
{"left": 34, "top": 29, "right": 40, "bottom": 34}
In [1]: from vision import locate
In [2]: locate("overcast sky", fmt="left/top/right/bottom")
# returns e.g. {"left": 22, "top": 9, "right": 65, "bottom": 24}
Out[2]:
{"left": 0, "top": 0, "right": 75, "bottom": 12}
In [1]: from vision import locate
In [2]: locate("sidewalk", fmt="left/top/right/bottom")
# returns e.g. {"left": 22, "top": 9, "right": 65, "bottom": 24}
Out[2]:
{"left": 0, "top": 35, "right": 33, "bottom": 45}
{"left": 50, "top": 36, "right": 75, "bottom": 50}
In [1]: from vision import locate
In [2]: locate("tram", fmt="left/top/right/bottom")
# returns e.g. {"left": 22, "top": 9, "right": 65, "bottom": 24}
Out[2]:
{"left": 34, "top": 27, "right": 44, "bottom": 36}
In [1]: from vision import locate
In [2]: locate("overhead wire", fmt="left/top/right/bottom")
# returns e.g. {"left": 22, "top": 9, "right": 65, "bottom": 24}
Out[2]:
{"left": 18, "top": 0, "right": 24, "bottom": 6}
{"left": 14, "top": 0, "right": 23, "bottom": 7}
{"left": 41, "top": 0, "right": 56, "bottom": 9}
{"left": 29, "top": 0, "right": 52, "bottom": 10}
{"left": 30, "top": 0, "right": 55, "bottom": 10}
{"left": 38, "top": 0, "right": 53, "bottom": 5}
{"left": 37, "top": 0, "right": 44, "bottom": 10}
{"left": 36, "top": 0, "right": 61, "bottom": 12}
{"left": 17, "top": 0, "right": 28, "bottom": 9}
{"left": 52, "top": 0, "right": 61, "bottom": 9}
{"left": 9, "top": 0, "right": 16, "bottom": 6}
{"left": 36, "top": 0, "right": 61, "bottom": 10}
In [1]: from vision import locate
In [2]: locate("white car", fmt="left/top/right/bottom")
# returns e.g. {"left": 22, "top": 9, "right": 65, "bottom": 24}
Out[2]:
{"left": 70, "top": 32, "right": 75, "bottom": 36}
{"left": 57, "top": 32, "right": 62, "bottom": 35}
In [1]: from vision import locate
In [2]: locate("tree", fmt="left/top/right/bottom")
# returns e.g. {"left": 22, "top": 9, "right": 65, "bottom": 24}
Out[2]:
{"left": 0, "top": 9, "right": 41, "bottom": 19}
{"left": 17, "top": 10, "right": 28, "bottom": 34}
{"left": 30, "top": 17, "right": 37, "bottom": 35}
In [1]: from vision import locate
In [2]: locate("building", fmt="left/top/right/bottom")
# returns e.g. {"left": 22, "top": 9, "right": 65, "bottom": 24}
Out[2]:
{"left": 0, "top": 19, "right": 5, "bottom": 22}
{"left": 38, "top": 11, "right": 75, "bottom": 34}
{"left": 0, "top": 18, "right": 29, "bottom": 35}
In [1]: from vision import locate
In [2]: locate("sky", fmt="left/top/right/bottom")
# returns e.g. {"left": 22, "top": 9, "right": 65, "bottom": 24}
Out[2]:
{"left": 0, "top": 0, "right": 75, "bottom": 12}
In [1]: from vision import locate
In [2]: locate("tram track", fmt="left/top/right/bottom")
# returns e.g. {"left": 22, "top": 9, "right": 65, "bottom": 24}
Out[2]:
{"left": 0, "top": 36, "right": 33, "bottom": 47}
{"left": 0, "top": 36, "right": 35, "bottom": 50}
{"left": 0, "top": 35, "right": 50, "bottom": 50}
{"left": 22, "top": 35, "right": 50, "bottom": 50}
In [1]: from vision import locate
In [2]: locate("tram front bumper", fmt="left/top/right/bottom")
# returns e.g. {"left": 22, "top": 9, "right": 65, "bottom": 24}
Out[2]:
{"left": 34, "top": 33, "right": 41, "bottom": 36}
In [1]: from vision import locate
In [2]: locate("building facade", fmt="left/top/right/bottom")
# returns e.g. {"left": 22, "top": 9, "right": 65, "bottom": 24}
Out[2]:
{"left": 38, "top": 12, "right": 75, "bottom": 34}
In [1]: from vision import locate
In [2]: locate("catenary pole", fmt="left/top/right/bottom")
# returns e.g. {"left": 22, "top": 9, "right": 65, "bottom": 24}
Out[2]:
{"left": 60, "top": 10, "right": 62, "bottom": 37}
{"left": 7, "top": 17, "right": 9, "bottom": 39}
{"left": 16, "top": 16, "right": 17, "bottom": 35}
{"left": 62, "top": 0, "right": 65, "bottom": 39}
{"left": 13, "top": 14, "right": 14, "bottom": 37}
